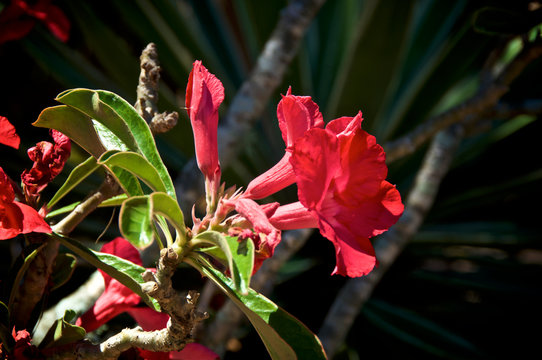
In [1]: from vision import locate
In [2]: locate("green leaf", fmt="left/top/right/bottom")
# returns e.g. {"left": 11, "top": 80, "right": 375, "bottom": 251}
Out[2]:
{"left": 188, "top": 256, "right": 326, "bottom": 360}
{"left": 56, "top": 234, "right": 159, "bottom": 310}
{"left": 39, "top": 310, "right": 86, "bottom": 349}
{"left": 56, "top": 89, "right": 176, "bottom": 199}
{"left": 33, "top": 105, "right": 106, "bottom": 158}
{"left": 99, "top": 194, "right": 128, "bottom": 207}
{"left": 0, "top": 301, "right": 13, "bottom": 353}
{"left": 51, "top": 253, "right": 77, "bottom": 291}
{"left": 99, "top": 151, "right": 168, "bottom": 195}
{"left": 193, "top": 233, "right": 254, "bottom": 294}
{"left": 47, "top": 156, "right": 101, "bottom": 209}
{"left": 119, "top": 196, "right": 154, "bottom": 249}
{"left": 226, "top": 235, "right": 254, "bottom": 295}
{"left": 149, "top": 192, "right": 186, "bottom": 241}
{"left": 92, "top": 120, "right": 130, "bottom": 152}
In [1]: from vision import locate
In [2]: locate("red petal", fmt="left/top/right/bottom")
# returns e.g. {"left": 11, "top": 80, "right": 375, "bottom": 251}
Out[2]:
{"left": 127, "top": 307, "right": 169, "bottom": 331}
{"left": 14, "top": 201, "right": 51, "bottom": 235}
{"left": 332, "top": 116, "right": 388, "bottom": 198}
{"left": 290, "top": 128, "right": 339, "bottom": 210}
{"left": 186, "top": 61, "right": 224, "bottom": 183}
{"left": 0, "top": 167, "right": 15, "bottom": 203}
{"left": 277, "top": 90, "right": 323, "bottom": 148}
{"left": 0, "top": 116, "right": 20, "bottom": 149}
{"left": 171, "top": 343, "right": 220, "bottom": 360}
{"left": 319, "top": 217, "right": 377, "bottom": 277}
{"left": 0, "top": 171, "right": 51, "bottom": 240}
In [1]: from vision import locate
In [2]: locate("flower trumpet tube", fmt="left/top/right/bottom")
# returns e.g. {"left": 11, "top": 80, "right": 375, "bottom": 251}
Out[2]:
{"left": 243, "top": 87, "right": 324, "bottom": 200}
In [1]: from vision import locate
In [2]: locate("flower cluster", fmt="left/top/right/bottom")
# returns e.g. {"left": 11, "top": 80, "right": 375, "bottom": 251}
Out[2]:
{"left": 186, "top": 62, "right": 404, "bottom": 277}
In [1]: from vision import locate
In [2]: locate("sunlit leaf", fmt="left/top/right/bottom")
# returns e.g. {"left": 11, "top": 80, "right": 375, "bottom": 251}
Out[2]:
{"left": 119, "top": 196, "right": 154, "bottom": 249}
{"left": 188, "top": 256, "right": 326, "bottom": 360}
{"left": 99, "top": 151, "right": 168, "bottom": 195}
{"left": 56, "top": 88, "right": 176, "bottom": 198}
{"left": 33, "top": 105, "right": 105, "bottom": 158}
{"left": 56, "top": 234, "right": 159, "bottom": 310}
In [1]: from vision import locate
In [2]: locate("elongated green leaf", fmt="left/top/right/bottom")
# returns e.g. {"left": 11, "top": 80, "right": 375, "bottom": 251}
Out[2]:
{"left": 47, "top": 156, "right": 101, "bottom": 209}
{"left": 226, "top": 235, "right": 254, "bottom": 295}
{"left": 149, "top": 192, "right": 186, "bottom": 240}
{"left": 99, "top": 151, "right": 168, "bottom": 195}
{"left": 33, "top": 105, "right": 105, "bottom": 158}
{"left": 39, "top": 309, "right": 86, "bottom": 349}
{"left": 56, "top": 89, "right": 176, "bottom": 199}
{"left": 119, "top": 196, "right": 154, "bottom": 249}
{"left": 56, "top": 234, "right": 159, "bottom": 310}
{"left": 100, "top": 194, "right": 128, "bottom": 207}
{"left": 188, "top": 256, "right": 326, "bottom": 360}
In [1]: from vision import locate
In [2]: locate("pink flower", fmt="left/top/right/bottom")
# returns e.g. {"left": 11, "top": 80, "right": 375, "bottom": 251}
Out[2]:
{"left": 243, "top": 88, "right": 324, "bottom": 200}
{"left": 0, "top": 116, "right": 20, "bottom": 149}
{"left": 270, "top": 113, "right": 404, "bottom": 277}
{"left": 21, "top": 129, "right": 70, "bottom": 197}
{"left": 77, "top": 238, "right": 218, "bottom": 360}
{"left": 0, "top": 166, "right": 51, "bottom": 240}
{"left": 0, "top": 0, "right": 70, "bottom": 44}
{"left": 186, "top": 61, "right": 224, "bottom": 208}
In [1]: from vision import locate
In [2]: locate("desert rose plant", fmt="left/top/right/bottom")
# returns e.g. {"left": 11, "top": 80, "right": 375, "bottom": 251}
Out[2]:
{"left": 0, "top": 55, "right": 403, "bottom": 359}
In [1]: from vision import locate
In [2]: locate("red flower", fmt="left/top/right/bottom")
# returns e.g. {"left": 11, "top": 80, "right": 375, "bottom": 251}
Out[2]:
{"left": 0, "top": 116, "right": 20, "bottom": 149}
{"left": 0, "top": 0, "right": 70, "bottom": 44}
{"left": 186, "top": 61, "right": 224, "bottom": 208}
{"left": 243, "top": 87, "right": 324, "bottom": 200}
{"left": 21, "top": 129, "right": 70, "bottom": 197}
{"left": 0, "top": 166, "right": 51, "bottom": 240}
{"left": 77, "top": 238, "right": 218, "bottom": 360}
{"left": 270, "top": 113, "right": 404, "bottom": 277}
